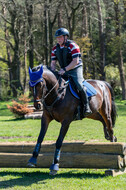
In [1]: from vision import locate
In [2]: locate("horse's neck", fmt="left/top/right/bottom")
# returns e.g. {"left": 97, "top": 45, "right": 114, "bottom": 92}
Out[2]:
{"left": 43, "top": 70, "right": 58, "bottom": 89}
{"left": 43, "top": 70, "right": 59, "bottom": 104}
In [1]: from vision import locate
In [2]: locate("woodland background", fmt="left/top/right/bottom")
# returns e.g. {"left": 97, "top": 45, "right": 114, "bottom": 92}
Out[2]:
{"left": 0, "top": 0, "right": 126, "bottom": 100}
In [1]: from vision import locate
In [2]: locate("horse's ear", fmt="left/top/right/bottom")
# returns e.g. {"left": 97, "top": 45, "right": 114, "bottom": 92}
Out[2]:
{"left": 39, "top": 65, "right": 43, "bottom": 76}
{"left": 29, "top": 67, "right": 32, "bottom": 76}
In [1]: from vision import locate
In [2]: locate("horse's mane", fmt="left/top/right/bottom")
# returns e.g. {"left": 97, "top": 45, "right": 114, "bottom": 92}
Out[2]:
{"left": 32, "top": 64, "right": 47, "bottom": 72}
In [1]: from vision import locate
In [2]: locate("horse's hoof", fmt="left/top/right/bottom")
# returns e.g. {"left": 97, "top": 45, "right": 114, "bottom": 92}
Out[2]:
{"left": 110, "top": 136, "right": 117, "bottom": 142}
{"left": 50, "top": 163, "right": 59, "bottom": 171}
{"left": 114, "top": 136, "right": 117, "bottom": 142}
{"left": 27, "top": 162, "right": 36, "bottom": 168}
{"left": 27, "top": 157, "right": 37, "bottom": 167}
{"left": 49, "top": 170, "right": 57, "bottom": 176}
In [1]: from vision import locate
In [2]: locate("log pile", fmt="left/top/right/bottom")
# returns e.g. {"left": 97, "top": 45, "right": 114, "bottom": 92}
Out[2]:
{"left": 0, "top": 142, "right": 126, "bottom": 176}
{"left": 24, "top": 105, "right": 42, "bottom": 119}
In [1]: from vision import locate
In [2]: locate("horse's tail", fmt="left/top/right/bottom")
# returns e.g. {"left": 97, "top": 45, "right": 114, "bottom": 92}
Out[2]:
{"left": 104, "top": 81, "right": 117, "bottom": 128}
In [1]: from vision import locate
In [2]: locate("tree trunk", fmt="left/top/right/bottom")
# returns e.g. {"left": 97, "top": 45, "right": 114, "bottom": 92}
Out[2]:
{"left": 0, "top": 67, "right": 2, "bottom": 100}
{"left": 64, "top": 0, "right": 82, "bottom": 39}
{"left": 114, "top": 2, "right": 126, "bottom": 100}
{"left": 44, "top": 0, "right": 49, "bottom": 65}
{"left": 123, "top": 0, "right": 126, "bottom": 30}
{"left": 3, "top": 5, "right": 12, "bottom": 95}
{"left": 23, "top": 9, "right": 28, "bottom": 93}
{"left": 96, "top": 0, "right": 106, "bottom": 80}
{"left": 25, "top": 0, "right": 34, "bottom": 68}
{"left": 2, "top": 3, "right": 23, "bottom": 97}
{"left": 58, "top": 6, "right": 63, "bottom": 28}
{"left": 11, "top": 47, "right": 23, "bottom": 97}
{"left": 48, "top": 0, "right": 61, "bottom": 64}
{"left": 81, "top": 3, "right": 88, "bottom": 37}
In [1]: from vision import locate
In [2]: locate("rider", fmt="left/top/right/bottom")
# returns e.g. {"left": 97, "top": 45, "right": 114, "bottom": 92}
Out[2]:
{"left": 51, "top": 28, "right": 92, "bottom": 116}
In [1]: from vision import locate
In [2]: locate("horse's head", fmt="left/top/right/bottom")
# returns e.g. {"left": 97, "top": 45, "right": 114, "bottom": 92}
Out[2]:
{"left": 29, "top": 65, "right": 44, "bottom": 110}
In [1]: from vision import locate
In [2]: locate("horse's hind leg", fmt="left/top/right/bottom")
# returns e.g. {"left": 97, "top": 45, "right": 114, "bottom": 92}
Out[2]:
{"left": 100, "top": 106, "right": 117, "bottom": 142}
{"left": 88, "top": 112, "right": 110, "bottom": 140}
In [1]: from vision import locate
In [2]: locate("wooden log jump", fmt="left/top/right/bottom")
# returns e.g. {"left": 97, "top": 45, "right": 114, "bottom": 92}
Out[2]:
{"left": 0, "top": 142, "right": 126, "bottom": 177}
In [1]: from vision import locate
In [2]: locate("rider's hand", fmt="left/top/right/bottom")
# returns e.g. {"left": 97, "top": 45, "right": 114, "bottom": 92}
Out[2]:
{"left": 58, "top": 68, "right": 65, "bottom": 75}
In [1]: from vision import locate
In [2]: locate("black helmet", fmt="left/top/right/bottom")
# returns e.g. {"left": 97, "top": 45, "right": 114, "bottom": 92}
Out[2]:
{"left": 55, "top": 28, "right": 69, "bottom": 37}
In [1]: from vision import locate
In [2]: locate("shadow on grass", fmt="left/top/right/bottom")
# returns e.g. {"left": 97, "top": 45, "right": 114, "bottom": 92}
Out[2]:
{"left": 0, "top": 169, "right": 105, "bottom": 189}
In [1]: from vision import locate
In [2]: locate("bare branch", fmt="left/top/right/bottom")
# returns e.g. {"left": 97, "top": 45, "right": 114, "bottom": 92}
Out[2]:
{"left": 66, "top": 0, "right": 82, "bottom": 10}
{"left": 0, "top": 57, "right": 8, "bottom": 63}
{"left": 0, "top": 38, "right": 14, "bottom": 50}
{"left": 0, "top": 13, "right": 12, "bottom": 25}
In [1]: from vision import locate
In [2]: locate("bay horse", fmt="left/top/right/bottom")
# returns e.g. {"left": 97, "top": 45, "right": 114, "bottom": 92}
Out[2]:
{"left": 28, "top": 65, "right": 117, "bottom": 175}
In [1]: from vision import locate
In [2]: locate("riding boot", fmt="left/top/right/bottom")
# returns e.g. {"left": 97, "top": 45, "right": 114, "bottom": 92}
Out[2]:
{"left": 80, "top": 89, "right": 92, "bottom": 116}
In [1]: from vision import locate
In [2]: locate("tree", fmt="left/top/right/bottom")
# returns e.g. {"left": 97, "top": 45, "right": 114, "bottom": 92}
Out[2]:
{"left": 96, "top": 0, "right": 106, "bottom": 80}
{"left": 0, "top": 1, "right": 23, "bottom": 97}
{"left": 64, "top": 0, "right": 82, "bottom": 39}
{"left": 0, "top": 0, "right": 125, "bottom": 99}
{"left": 25, "top": 0, "right": 34, "bottom": 69}
{"left": 114, "top": 0, "right": 126, "bottom": 99}
{"left": 81, "top": 2, "right": 88, "bottom": 37}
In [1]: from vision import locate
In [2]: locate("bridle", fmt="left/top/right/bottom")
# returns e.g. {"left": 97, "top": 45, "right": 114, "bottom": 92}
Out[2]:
{"left": 33, "top": 76, "right": 62, "bottom": 111}
{"left": 33, "top": 79, "right": 47, "bottom": 103}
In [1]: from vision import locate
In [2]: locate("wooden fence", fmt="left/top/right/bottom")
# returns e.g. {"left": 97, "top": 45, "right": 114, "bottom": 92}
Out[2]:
{"left": 0, "top": 142, "right": 126, "bottom": 176}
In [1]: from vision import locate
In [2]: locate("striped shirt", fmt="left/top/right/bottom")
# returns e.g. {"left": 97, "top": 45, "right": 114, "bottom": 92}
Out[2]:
{"left": 51, "top": 40, "right": 82, "bottom": 67}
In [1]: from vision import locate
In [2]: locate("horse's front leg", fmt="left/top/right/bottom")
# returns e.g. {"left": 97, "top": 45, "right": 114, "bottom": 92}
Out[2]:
{"left": 28, "top": 113, "right": 52, "bottom": 167}
{"left": 50, "top": 119, "right": 71, "bottom": 175}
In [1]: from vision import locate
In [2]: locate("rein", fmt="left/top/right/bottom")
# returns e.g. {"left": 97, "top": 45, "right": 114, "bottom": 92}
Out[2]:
{"left": 41, "top": 75, "right": 63, "bottom": 117}
{"left": 34, "top": 75, "right": 64, "bottom": 114}
{"left": 42, "top": 78, "right": 59, "bottom": 101}
{"left": 33, "top": 74, "right": 69, "bottom": 118}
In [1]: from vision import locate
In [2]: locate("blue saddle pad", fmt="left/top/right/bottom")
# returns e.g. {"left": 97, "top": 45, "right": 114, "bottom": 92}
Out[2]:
{"left": 69, "top": 80, "right": 97, "bottom": 99}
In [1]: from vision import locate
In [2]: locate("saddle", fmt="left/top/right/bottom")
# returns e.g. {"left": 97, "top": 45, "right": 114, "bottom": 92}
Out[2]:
{"left": 66, "top": 78, "right": 97, "bottom": 120}
{"left": 68, "top": 79, "right": 97, "bottom": 99}
{"left": 56, "top": 73, "right": 97, "bottom": 120}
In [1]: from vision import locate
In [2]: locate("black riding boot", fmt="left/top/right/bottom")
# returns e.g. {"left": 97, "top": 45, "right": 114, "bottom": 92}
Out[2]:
{"left": 80, "top": 89, "right": 92, "bottom": 116}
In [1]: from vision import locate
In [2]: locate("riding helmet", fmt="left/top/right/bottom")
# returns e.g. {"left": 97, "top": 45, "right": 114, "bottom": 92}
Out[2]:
{"left": 55, "top": 28, "right": 69, "bottom": 37}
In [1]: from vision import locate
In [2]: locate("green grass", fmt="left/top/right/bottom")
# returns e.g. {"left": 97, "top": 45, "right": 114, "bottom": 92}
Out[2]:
{"left": 0, "top": 168, "right": 126, "bottom": 190}
{"left": 0, "top": 100, "right": 126, "bottom": 190}
{"left": 0, "top": 100, "right": 126, "bottom": 142}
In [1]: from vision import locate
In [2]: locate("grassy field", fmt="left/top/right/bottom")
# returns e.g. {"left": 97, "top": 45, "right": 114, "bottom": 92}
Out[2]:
{"left": 0, "top": 100, "right": 126, "bottom": 142}
{"left": 0, "top": 168, "right": 126, "bottom": 190}
{"left": 0, "top": 100, "right": 126, "bottom": 189}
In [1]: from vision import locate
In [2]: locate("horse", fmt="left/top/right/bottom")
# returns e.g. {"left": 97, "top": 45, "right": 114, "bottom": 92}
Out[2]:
{"left": 28, "top": 65, "right": 117, "bottom": 175}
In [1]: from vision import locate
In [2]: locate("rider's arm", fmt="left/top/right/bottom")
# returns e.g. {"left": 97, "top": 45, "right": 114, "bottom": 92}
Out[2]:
{"left": 65, "top": 57, "right": 79, "bottom": 71}
{"left": 51, "top": 60, "right": 56, "bottom": 71}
